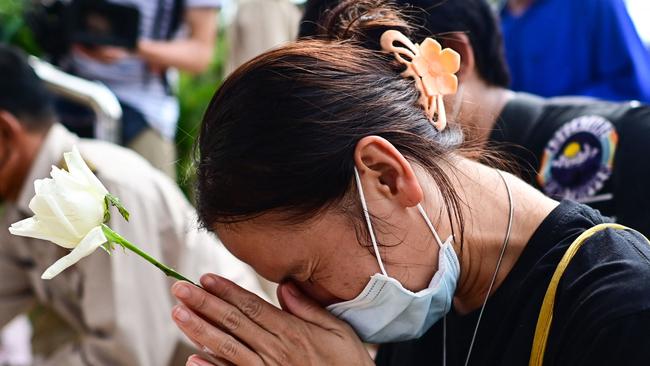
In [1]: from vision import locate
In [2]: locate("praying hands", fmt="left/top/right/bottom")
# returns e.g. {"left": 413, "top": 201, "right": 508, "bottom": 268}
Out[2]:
{"left": 171, "top": 274, "right": 374, "bottom": 366}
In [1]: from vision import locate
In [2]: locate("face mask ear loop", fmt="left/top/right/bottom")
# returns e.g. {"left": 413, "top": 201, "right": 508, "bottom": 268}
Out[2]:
{"left": 354, "top": 168, "right": 388, "bottom": 276}
{"left": 417, "top": 203, "right": 445, "bottom": 248}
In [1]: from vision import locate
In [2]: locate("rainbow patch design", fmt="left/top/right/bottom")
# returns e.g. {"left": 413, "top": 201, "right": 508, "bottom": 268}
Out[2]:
{"left": 537, "top": 115, "right": 618, "bottom": 201}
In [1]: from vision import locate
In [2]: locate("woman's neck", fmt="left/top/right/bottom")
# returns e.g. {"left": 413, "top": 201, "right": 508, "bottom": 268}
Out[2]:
{"left": 456, "top": 83, "right": 514, "bottom": 144}
{"left": 427, "top": 158, "right": 558, "bottom": 314}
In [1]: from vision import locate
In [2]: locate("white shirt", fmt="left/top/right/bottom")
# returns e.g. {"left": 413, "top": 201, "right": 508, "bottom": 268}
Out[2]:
{"left": 0, "top": 124, "right": 264, "bottom": 366}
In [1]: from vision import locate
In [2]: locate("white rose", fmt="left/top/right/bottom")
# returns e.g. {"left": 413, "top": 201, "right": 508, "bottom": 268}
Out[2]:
{"left": 9, "top": 147, "right": 193, "bottom": 285}
{"left": 9, "top": 146, "right": 109, "bottom": 279}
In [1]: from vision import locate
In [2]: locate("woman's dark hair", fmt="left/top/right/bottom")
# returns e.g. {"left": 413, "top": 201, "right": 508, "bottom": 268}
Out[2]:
{"left": 299, "top": 0, "right": 511, "bottom": 88}
{"left": 196, "top": 0, "right": 466, "bottom": 244}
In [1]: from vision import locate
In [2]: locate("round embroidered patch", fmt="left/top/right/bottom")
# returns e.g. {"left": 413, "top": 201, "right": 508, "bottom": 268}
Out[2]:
{"left": 537, "top": 115, "right": 618, "bottom": 201}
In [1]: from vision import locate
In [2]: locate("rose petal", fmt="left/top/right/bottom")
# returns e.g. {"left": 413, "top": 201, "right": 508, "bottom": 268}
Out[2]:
{"left": 33, "top": 177, "right": 56, "bottom": 197}
{"left": 28, "top": 192, "right": 58, "bottom": 219}
{"left": 50, "top": 185, "right": 105, "bottom": 235}
{"left": 64, "top": 146, "right": 108, "bottom": 196}
{"left": 420, "top": 38, "right": 442, "bottom": 61}
{"left": 41, "top": 226, "right": 107, "bottom": 279}
{"left": 29, "top": 192, "right": 82, "bottom": 239}
{"left": 31, "top": 194, "right": 83, "bottom": 239}
{"left": 31, "top": 182, "right": 104, "bottom": 243}
{"left": 50, "top": 166, "right": 87, "bottom": 192}
{"left": 9, "top": 217, "right": 78, "bottom": 249}
{"left": 440, "top": 48, "right": 461, "bottom": 74}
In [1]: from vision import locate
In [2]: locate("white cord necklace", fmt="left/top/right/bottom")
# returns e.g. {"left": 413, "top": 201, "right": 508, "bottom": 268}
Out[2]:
{"left": 442, "top": 170, "right": 514, "bottom": 366}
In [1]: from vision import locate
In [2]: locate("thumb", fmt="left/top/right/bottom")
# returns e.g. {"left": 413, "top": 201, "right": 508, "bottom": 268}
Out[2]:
{"left": 277, "top": 282, "right": 340, "bottom": 328}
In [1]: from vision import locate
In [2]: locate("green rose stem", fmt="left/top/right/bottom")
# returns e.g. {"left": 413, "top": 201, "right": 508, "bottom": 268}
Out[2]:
{"left": 101, "top": 224, "right": 199, "bottom": 287}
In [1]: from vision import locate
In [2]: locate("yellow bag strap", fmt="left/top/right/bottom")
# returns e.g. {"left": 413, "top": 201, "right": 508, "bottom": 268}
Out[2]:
{"left": 528, "top": 223, "right": 641, "bottom": 366}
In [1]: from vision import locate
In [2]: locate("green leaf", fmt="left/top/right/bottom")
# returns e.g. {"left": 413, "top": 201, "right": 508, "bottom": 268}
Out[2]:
{"left": 104, "top": 194, "right": 130, "bottom": 222}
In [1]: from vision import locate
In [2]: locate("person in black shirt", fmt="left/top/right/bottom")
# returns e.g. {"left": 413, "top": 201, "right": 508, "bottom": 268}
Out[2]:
{"left": 160, "top": 2, "right": 650, "bottom": 366}
{"left": 299, "top": 0, "right": 650, "bottom": 238}
{"left": 491, "top": 95, "right": 650, "bottom": 238}
{"left": 376, "top": 200, "right": 650, "bottom": 365}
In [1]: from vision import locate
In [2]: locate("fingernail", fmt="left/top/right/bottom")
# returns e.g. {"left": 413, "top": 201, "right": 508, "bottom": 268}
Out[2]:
{"left": 188, "top": 355, "right": 209, "bottom": 366}
{"left": 174, "top": 306, "right": 191, "bottom": 323}
{"left": 201, "top": 274, "right": 217, "bottom": 289}
{"left": 174, "top": 283, "right": 191, "bottom": 300}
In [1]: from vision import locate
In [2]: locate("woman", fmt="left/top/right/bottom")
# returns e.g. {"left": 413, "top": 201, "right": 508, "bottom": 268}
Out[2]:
{"left": 170, "top": 1, "right": 650, "bottom": 365}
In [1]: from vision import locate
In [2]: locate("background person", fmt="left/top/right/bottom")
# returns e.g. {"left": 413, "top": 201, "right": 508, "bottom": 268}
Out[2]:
{"left": 300, "top": 0, "right": 650, "bottom": 238}
{"left": 164, "top": 2, "right": 650, "bottom": 365}
{"left": 0, "top": 45, "right": 264, "bottom": 366}
{"left": 225, "top": 0, "right": 302, "bottom": 75}
{"left": 500, "top": 0, "right": 650, "bottom": 103}
{"left": 61, "top": 0, "right": 221, "bottom": 178}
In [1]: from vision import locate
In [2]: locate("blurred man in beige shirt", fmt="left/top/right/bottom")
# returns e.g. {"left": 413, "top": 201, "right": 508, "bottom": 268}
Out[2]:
{"left": 225, "top": 0, "right": 302, "bottom": 74}
{"left": 0, "top": 46, "right": 265, "bottom": 365}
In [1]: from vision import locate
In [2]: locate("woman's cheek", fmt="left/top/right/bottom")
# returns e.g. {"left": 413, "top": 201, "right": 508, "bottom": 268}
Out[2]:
{"left": 292, "top": 280, "right": 345, "bottom": 307}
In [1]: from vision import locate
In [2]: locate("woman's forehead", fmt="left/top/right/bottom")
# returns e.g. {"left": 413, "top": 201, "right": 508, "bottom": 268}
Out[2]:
{"left": 213, "top": 212, "right": 358, "bottom": 276}
{"left": 214, "top": 220, "right": 316, "bottom": 266}
{"left": 213, "top": 208, "right": 352, "bottom": 235}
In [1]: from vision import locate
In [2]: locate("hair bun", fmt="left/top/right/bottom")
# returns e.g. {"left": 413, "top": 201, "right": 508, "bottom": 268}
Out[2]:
{"left": 322, "top": 0, "right": 414, "bottom": 51}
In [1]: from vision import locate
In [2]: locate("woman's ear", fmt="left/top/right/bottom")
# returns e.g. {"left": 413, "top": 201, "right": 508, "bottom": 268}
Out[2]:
{"left": 354, "top": 136, "right": 423, "bottom": 208}
{"left": 440, "top": 32, "right": 475, "bottom": 82}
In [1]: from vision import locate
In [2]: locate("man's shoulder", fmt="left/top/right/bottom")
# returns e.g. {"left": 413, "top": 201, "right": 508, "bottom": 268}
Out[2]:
{"left": 77, "top": 139, "right": 178, "bottom": 198}
{"left": 534, "top": 99, "right": 650, "bottom": 162}
{"left": 529, "top": 99, "right": 646, "bottom": 150}
{"left": 541, "top": 98, "right": 648, "bottom": 124}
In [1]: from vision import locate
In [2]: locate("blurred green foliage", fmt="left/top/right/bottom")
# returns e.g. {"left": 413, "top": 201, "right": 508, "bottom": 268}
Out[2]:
{"left": 176, "top": 32, "right": 228, "bottom": 199}
{"left": 0, "top": 0, "right": 41, "bottom": 55}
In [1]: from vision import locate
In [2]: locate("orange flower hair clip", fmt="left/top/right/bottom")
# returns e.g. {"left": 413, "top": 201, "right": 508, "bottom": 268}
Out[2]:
{"left": 380, "top": 30, "right": 461, "bottom": 131}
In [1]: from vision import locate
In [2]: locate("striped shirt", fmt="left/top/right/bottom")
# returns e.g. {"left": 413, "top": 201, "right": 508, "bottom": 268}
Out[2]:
{"left": 70, "top": 0, "right": 221, "bottom": 140}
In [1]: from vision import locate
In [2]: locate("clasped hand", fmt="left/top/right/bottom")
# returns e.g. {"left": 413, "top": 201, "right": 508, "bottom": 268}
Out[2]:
{"left": 171, "top": 274, "right": 374, "bottom": 366}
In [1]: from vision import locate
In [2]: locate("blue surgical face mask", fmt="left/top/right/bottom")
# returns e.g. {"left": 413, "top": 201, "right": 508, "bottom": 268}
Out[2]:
{"left": 326, "top": 168, "right": 461, "bottom": 343}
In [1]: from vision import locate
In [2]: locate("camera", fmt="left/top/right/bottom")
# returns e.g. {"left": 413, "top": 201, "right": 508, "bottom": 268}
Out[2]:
{"left": 69, "top": 0, "right": 141, "bottom": 50}
{"left": 26, "top": 0, "right": 141, "bottom": 61}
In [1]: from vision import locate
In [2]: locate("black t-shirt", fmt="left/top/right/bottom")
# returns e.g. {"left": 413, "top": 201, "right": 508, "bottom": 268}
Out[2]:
{"left": 375, "top": 201, "right": 650, "bottom": 365}
{"left": 488, "top": 93, "right": 650, "bottom": 237}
